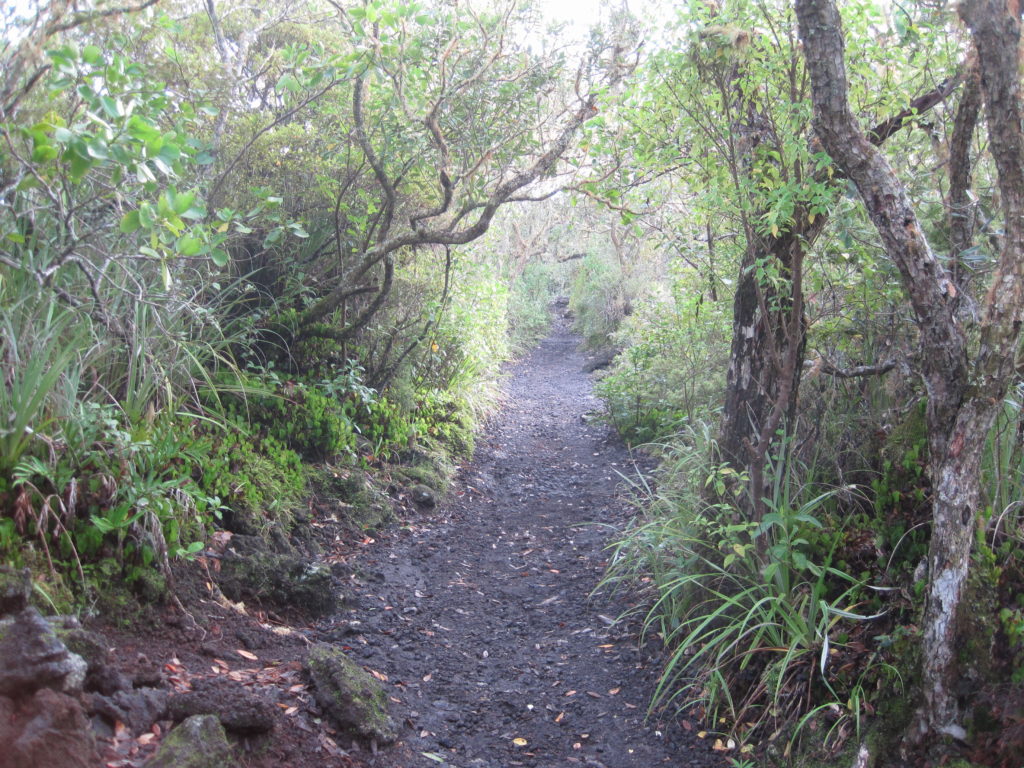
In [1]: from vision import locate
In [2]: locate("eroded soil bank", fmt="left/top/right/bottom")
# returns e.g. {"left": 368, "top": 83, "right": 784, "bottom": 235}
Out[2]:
{"left": 328, "top": 315, "right": 723, "bottom": 768}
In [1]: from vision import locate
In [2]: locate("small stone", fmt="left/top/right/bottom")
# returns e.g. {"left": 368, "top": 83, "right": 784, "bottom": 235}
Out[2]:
{"left": 411, "top": 484, "right": 437, "bottom": 507}
{"left": 147, "top": 714, "right": 236, "bottom": 768}
{"left": 90, "top": 686, "right": 168, "bottom": 734}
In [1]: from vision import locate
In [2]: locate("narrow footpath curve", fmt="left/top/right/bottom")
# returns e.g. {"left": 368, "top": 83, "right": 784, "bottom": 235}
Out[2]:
{"left": 327, "top": 316, "right": 724, "bottom": 768}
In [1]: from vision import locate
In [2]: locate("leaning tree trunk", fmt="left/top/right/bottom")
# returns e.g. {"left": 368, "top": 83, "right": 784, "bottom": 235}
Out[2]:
{"left": 795, "top": 0, "right": 1024, "bottom": 746}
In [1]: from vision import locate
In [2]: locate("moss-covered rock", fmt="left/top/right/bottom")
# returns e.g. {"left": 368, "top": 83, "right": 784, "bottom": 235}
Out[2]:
{"left": 147, "top": 714, "right": 236, "bottom": 768}
{"left": 314, "top": 468, "right": 394, "bottom": 531}
{"left": 304, "top": 644, "right": 397, "bottom": 744}
{"left": 410, "top": 484, "right": 437, "bottom": 507}
{"left": 218, "top": 544, "right": 339, "bottom": 618}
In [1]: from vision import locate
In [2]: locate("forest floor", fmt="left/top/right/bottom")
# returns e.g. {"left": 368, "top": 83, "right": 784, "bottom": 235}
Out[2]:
{"left": 90, "top": 314, "right": 726, "bottom": 768}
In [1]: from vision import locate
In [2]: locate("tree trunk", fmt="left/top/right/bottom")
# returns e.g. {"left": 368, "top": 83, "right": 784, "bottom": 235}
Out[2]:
{"left": 717, "top": 76, "right": 958, "bottom": 510}
{"left": 795, "top": 0, "right": 1024, "bottom": 746}
{"left": 719, "top": 220, "right": 820, "bottom": 484}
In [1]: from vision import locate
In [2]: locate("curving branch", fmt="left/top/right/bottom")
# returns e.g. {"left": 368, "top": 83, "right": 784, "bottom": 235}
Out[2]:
{"left": 298, "top": 95, "right": 598, "bottom": 332}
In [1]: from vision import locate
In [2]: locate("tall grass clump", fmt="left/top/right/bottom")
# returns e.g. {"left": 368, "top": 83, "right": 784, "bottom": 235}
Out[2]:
{"left": 601, "top": 428, "right": 896, "bottom": 755}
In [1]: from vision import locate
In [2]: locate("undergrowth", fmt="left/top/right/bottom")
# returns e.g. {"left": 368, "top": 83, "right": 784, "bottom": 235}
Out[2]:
{"left": 600, "top": 428, "right": 902, "bottom": 758}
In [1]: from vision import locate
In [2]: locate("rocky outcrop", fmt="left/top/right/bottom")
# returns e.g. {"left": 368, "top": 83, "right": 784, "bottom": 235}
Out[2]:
{"left": 217, "top": 535, "right": 339, "bottom": 617}
{"left": 0, "top": 567, "right": 100, "bottom": 768}
{"left": 0, "top": 688, "right": 102, "bottom": 768}
{"left": 0, "top": 608, "right": 88, "bottom": 696}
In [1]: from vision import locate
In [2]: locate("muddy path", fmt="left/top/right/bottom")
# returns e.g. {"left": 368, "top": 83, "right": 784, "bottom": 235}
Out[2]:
{"left": 328, "top": 315, "right": 724, "bottom": 768}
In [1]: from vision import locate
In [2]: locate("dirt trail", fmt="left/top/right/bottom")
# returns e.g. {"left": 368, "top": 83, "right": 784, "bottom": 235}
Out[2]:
{"left": 330, "top": 315, "right": 723, "bottom": 768}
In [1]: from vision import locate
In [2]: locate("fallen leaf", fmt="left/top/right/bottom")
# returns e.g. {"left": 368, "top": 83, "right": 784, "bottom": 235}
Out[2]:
{"left": 565, "top": 690, "right": 577, "bottom": 697}
{"left": 137, "top": 733, "right": 155, "bottom": 746}
{"left": 513, "top": 737, "right": 528, "bottom": 747}
{"left": 608, "top": 687, "right": 620, "bottom": 695}
{"left": 555, "top": 711, "right": 565, "bottom": 723}
{"left": 586, "top": 691, "right": 601, "bottom": 698}
{"left": 422, "top": 753, "right": 446, "bottom": 763}
{"left": 236, "top": 649, "right": 258, "bottom": 661}
{"left": 423, "top": 673, "right": 433, "bottom": 682}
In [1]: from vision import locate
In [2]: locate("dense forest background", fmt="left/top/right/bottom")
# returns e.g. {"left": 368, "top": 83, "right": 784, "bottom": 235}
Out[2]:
{"left": 3, "top": 0, "right": 1024, "bottom": 764}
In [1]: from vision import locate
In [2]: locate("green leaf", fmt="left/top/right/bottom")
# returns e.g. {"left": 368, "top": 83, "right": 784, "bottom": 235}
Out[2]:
{"left": 128, "top": 116, "right": 161, "bottom": 142}
{"left": 31, "top": 144, "right": 59, "bottom": 162}
{"left": 210, "top": 248, "right": 229, "bottom": 267}
{"left": 120, "top": 210, "right": 141, "bottom": 234}
{"left": 82, "top": 45, "right": 103, "bottom": 65}
{"left": 136, "top": 163, "right": 156, "bottom": 183}
{"left": 85, "top": 138, "right": 110, "bottom": 160}
{"left": 99, "top": 96, "right": 121, "bottom": 119}
{"left": 67, "top": 148, "right": 93, "bottom": 182}
{"left": 152, "top": 155, "right": 173, "bottom": 176}
{"left": 277, "top": 73, "right": 300, "bottom": 93}
{"left": 176, "top": 235, "right": 203, "bottom": 256}
{"left": 172, "top": 189, "right": 196, "bottom": 215}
